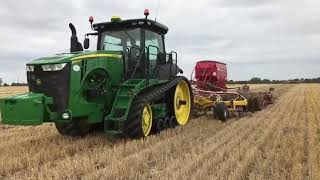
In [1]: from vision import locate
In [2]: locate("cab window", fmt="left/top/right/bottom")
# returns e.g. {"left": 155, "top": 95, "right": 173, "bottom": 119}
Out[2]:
{"left": 101, "top": 29, "right": 141, "bottom": 51}
{"left": 145, "top": 30, "right": 164, "bottom": 53}
{"left": 145, "top": 30, "right": 164, "bottom": 76}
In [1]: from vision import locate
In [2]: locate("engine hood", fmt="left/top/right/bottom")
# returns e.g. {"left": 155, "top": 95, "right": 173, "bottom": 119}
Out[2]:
{"left": 27, "top": 51, "right": 123, "bottom": 65}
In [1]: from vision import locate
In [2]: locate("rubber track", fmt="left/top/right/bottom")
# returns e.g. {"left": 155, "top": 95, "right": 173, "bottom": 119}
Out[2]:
{"left": 123, "top": 76, "right": 191, "bottom": 138}
{"left": 55, "top": 120, "right": 91, "bottom": 137}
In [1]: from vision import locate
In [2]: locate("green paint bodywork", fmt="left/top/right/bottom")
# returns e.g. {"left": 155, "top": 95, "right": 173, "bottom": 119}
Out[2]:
{"left": 0, "top": 50, "right": 168, "bottom": 136}
{"left": 104, "top": 78, "right": 168, "bottom": 135}
{"left": 0, "top": 93, "right": 55, "bottom": 125}
{"left": 0, "top": 17, "right": 176, "bottom": 137}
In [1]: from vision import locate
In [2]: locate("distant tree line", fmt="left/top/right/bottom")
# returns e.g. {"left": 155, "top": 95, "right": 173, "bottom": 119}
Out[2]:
{"left": 0, "top": 77, "right": 29, "bottom": 86}
{"left": 0, "top": 81, "right": 27, "bottom": 87}
{"left": 228, "top": 77, "right": 320, "bottom": 84}
{"left": 10, "top": 82, "right": 28, "bottom": 86}
{"left": 1, "top": 77, "right": 320, "bottom": 87}
{"left": 1, "top": 82, "right": 28, "bottom": 86}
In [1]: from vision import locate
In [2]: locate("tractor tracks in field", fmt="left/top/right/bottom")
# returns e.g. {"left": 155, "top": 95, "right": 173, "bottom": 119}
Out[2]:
{"left": 227, "top": 86, "right": 304, "bottom": 180}
{"left": 1, "top": 132, "right": 111, "bottom": 178}
{"left": 4, "top": 120, "right": 197, "bottom": 177}
{"left": 149, "top": 85, "right": 294, "bottom": 179}
{"left": 215, "top": 103, "right": 290, "bottom": 180}
{"left": 303, "top": 88, "right": 310, "bottom": 180}
{"left": 304, "top": 85, "right": 320, "bottom": 179}
{"left": 173, "top": 114, "right": 271, "bottom": 179}
{"left": 222, "top": 84, "right": 318, "bottom": 180}
{"left": 146, "top": 117, "right": 259, "bottom": 180}
{"left": 7, "top": 119, "right": 227, "bottom": 179}
{"left": 178, "top": 88, "right": 291, "bottom": 180}
{"left": 82, "top": 120, "right": 229, "bottom": 180}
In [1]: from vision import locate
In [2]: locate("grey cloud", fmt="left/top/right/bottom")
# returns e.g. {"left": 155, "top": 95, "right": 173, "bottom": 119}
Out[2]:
{"left": 168, "top": 33, "right": 226, "bottom": 47}
{"left": 217, "top": 0, "right": 278, "bottom": 7}
{"left": 1, "top": 0, "right": 76, "bottom": 31}
{"left": 0, "top": 0, "right": 319, "bottom": 83}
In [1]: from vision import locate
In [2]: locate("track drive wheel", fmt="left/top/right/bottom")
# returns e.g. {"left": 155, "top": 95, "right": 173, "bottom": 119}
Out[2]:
{"left": 55, "top": 119, "right": 91, "bottom": 137}
{"left": 123, "top": 99, "right": 153, "bottom": 138}
{"left": 214, "top": 102, "right": 230, "bottom": 121}
{"left": 173, "top": 80, "right": 192, "bottom": 126}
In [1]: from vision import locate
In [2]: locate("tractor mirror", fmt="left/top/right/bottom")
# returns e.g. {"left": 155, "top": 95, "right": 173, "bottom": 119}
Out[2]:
{"left": 157, "top": 52, "right": 166, "bottom": 65}
{"left": 84, "top": 38, "right": 90, "bottom": 49}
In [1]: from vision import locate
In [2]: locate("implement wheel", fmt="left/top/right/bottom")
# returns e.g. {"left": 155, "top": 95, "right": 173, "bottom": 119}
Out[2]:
{"left": 248, "top": 97, "right": 261, "bottom": 112}
{"left": 214, "top": 102, "right": 229, "bottom": 121}
{"left": 55, "top": 119, "right": 91, "bottom": 137}
{"left": 123, "top": 100, "right": 153, "bottom": 138}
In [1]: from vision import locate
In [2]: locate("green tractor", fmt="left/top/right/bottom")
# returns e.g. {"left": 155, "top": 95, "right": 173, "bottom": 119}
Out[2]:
{"left": 0, "top": 10, "right": 193, "bottom": 138}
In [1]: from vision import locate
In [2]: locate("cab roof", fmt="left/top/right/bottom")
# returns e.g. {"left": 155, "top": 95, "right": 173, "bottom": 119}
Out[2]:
{"left": 93, "top": 18, "right": 169, "bottom": 35}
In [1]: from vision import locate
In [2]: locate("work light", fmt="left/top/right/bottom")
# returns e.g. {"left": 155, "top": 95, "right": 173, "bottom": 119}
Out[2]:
{"left": 26, "top": 65, "right": 34, "bottom": 72}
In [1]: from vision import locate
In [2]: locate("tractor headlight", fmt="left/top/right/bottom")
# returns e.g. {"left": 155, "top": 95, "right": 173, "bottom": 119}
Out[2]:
{"left": 26, "top": 65, "right": 34, "bottom": 72}
{"left": 42, "top": 63, "right": 67, "bottom": 71}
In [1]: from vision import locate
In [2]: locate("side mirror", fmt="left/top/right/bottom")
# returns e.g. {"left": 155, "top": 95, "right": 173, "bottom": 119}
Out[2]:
{"left": 84, "top": 38, "right": 90, "bottom": 49}
{"left": 157, "top": 52, "right": 166, "bottom": 65}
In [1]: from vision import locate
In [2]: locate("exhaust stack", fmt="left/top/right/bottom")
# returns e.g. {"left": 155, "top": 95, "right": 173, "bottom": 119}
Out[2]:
{"left": 69, "top": 23, "right": 83, "bottom": 52}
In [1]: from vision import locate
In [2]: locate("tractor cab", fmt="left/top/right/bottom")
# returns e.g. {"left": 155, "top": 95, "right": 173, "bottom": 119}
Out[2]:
{"left": 84, "top": 11, "right": 179, "bottom": 81}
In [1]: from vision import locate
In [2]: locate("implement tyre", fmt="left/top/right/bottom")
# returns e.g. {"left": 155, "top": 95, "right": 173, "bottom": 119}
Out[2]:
{"left": 214, "top": 102, "right": 229, "bottom": 121}
{"left": 248, "top": 97, "right": 261, "bottom": 112}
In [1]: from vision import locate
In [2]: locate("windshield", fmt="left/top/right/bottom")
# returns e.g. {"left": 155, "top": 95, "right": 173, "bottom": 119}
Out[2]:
{"left": 100, "top": 28, "right": 141, "bottom": 51}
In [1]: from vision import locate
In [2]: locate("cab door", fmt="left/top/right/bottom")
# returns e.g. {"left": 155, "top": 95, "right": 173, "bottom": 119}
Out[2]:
{"left": 145, "top": 30, "right": 165, "bottom": 79}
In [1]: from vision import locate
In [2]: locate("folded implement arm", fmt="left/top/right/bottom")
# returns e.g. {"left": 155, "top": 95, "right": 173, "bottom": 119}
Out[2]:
{"left": 193, "top": 88, "right": 248, "bottom": 117}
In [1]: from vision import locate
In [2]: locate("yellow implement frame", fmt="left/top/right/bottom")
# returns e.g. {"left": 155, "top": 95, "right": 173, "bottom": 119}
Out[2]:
{"left": 193, "top": 88, "right": 248, "bottom": 115}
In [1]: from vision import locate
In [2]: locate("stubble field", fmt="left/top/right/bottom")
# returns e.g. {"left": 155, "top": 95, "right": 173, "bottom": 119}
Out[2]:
{"left": 0, "top": 84, "right": 319, "bottom": 180}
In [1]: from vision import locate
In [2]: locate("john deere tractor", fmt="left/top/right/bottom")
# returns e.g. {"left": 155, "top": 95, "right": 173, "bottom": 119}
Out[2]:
{"left": 0, "top": 10, "right": 192, "bottom": 138}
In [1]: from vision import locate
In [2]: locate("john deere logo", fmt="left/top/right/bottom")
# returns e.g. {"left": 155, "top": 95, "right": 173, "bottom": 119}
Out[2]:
{"left": 36, "top": 79, "right": 42, "bottom": 85}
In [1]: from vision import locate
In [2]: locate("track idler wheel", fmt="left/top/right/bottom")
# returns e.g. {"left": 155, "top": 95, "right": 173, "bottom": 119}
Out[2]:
{"left": 173, "top": 80, "right": 192, "bottom": 126}
{"left": 123, "top": 100, "right": 153, "bottom": 138}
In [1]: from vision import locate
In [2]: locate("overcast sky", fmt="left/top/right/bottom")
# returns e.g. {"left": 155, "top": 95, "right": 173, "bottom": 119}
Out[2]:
{"left": 0, "top": 0, "right": 319, "bottom": 83}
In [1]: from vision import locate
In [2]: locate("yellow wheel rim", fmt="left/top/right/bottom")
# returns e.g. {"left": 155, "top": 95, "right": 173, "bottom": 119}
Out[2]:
{"left": 174, "top": 80, "right": 191, "bottom": 125}
{"left": 142, "top": 104, "right": 152, "bottom": 136}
